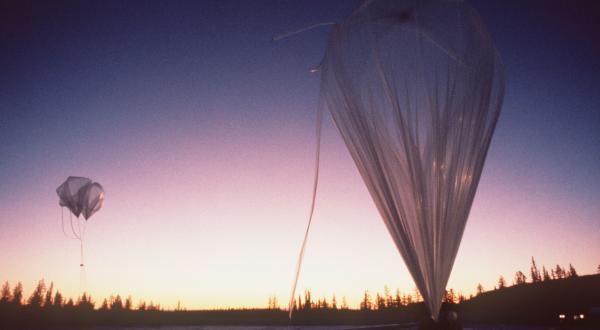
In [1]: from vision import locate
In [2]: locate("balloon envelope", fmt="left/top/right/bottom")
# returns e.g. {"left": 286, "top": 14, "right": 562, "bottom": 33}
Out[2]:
{"left": 56, "top": 176, "right": 104, "bottom": 220}
{"left": 320, "top": 0, "right": 504, "bottom": 320}
{"left": 81, "top": 182, "right": 105, "bottom": 220}
{"left": 56, "top": 176, "right": 92, "bottom": 218}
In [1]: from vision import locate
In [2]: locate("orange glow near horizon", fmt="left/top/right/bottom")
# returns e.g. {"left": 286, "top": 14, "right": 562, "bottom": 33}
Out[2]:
{"left": 1, "top": 117, "right": 599, "bottom": 311}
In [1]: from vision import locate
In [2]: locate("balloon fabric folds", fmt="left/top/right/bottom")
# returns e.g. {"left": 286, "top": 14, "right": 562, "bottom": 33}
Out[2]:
{"left": 56, "top": 176, "right": 92, "bottom": 219}
{"left": 317, "top": 0, "right": 504, "bottom": 320}
{"left": 56, "top": 176, "right": 105, "bottom": 266}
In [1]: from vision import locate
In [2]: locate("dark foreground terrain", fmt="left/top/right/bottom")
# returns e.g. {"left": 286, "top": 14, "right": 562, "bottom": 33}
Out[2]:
{"left": 1, "top": 275, "right": 598, "bottom": 328}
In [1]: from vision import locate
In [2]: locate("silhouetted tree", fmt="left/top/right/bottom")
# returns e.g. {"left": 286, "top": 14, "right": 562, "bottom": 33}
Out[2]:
{"left": 303, "top": 290, "right": 312, "bottom": 310}
{"left": 554, "top": 264, "right": 564, "bottom": 279}
{"left": 0, "top": 281, "right": 11, "bottom": 305}
{"left": 384, "top": 286, "right": 393, "bottom": 308}
{"left": 331, "top": 294, "right": 337, "bottom": 310}
{"left": 44, "top": 282, "right": 54, "bottom": 307}
{"left": 597, "top": 264, "right": 600, "bottom": 274}
{"left": 110, "top": 295, "right": 123, "bottom": 310}
{"left": 530, "top": 257, "right": 541, "bottom": 282}
{"left": 341, "top": 296, "right": 348, "bottom": 310}
{"left": 125, "top": 296, "right": 133, "bottom": 310}
{"left": 146, "top": 301, "right": 160, "bottom": 311}
{"left": 443, "top": 289, "right": 456, "bottom": 303}
{"left": 100, "top": 298, "right": 109, "bottom": 310}
{"left": 542, "top": 266, "right": 550, "bottom": 281}
{"left": 53, "top": 291, "right": 63, "bottom": 308}
{"left": 12, "top": 282, "right": 23, "bottom": 306}
{"left": 28, "top": 280, "right": 45, "bottom": 308}
{"left": 375, "top": 293, "right": 385, "bottom": 310}
{"left": 497, "top": 276, "right": 506, "bottom": 289}
{"left": 360, "top": 290, "right": 372, "bottom": 310}
{"left": 394, "top": 289, "right": 401, "bottom": 308}
{"left": 413, "top": 287, "right": 422, "bottom": 302}
{"left": 65, "top": 298, "right": 74, "bottom": 308}
{"left": 77, "top": 293, "right": 94, "bottom": 310}
{"left": 515, "top": 271, "right": 527, "bottom": 285}
{"left": 458, "top": 293, "right": 466, "bottom": 303}
{"left": 476, "top": 283, "right": 484, "bottom": 296}
{"left": 568, "top": 264, "right": 578, "bottom": 277}
{"left": 318, "top": 297, "right": 328, "bottom": 309}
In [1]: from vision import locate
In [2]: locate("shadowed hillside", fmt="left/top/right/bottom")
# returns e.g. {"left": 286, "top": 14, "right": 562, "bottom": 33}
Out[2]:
{"left": 459, "top": 274, "right": 600, "bottom": 325}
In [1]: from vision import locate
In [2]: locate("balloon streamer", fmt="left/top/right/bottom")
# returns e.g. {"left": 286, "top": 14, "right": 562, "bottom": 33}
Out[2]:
{"left": 288, "top": 93, "right": 324, "bottom": 319}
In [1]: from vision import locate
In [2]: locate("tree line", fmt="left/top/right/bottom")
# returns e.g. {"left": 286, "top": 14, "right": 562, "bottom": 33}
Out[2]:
{"left": 276, "top": 258, "right": 597, "bottom": 312}
{"left": 1, "top": 259, "right": 597, "bottom": 313}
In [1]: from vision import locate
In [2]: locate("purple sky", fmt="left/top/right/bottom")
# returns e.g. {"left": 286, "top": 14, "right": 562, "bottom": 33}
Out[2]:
{"left": 0, "top": 0, "right": 599, "bottom": 308}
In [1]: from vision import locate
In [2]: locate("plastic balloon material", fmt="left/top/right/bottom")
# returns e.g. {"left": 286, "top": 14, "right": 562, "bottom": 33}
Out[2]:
{"left": 288, "top": 0, "right": 505, "bottom": 321}
{"left": 56, "top": 176, "right": 92, "bottom": 218}
{"left": 81, "top": 182, "right": 105, "bottom": 220}
{"left": 56, "top": 176, "right": 105, "bottom": 267}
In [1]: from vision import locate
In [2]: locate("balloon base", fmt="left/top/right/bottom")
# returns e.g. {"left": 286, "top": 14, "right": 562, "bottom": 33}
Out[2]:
{"left": 418, "top": 318, "right": 462, "bottom": 330}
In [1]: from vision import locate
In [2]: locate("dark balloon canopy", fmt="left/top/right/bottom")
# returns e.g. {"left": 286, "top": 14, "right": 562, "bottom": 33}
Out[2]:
{"left": 57, "top": 176, "right": 104, "bottom": 221}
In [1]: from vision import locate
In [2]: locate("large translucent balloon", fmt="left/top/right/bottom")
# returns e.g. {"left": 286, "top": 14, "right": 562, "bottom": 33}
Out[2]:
{"left": 318, "top": 0, "right": 504, "bottom": 320}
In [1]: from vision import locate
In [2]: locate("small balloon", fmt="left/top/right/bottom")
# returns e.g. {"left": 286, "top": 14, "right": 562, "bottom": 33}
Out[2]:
{"left": 56, "top": 176, "right": 92, "bottom": 218}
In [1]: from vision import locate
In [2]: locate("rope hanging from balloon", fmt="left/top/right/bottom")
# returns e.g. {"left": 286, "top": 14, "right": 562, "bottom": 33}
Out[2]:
{"left": 288, "top": 92, "right": 324, "bottom": 319}
{"left": 60, "top": 207, "right": 87, "bottom": 267}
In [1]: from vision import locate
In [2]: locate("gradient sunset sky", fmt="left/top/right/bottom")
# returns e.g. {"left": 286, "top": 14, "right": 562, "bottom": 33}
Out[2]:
{"left": 1, "top": 0, "right": 599, "bottom": 310}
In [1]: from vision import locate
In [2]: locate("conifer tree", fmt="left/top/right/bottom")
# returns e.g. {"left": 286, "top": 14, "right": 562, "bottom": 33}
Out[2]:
{"left": 303, "top": 290, "right": 312, "bottom": 310}
{"left": 28, "top": 280, "right": 46, "bottom": 308}
{"left": 530, "top": 257, "right": 541, "bottom": 282}
{"left": 341, "top": 296, "right": 348, "bottom": 310}
{"left": 497, "top": 276, "right": 506, "bottom": 289}
{"left": 514, "top": 271, "right": 527, "bottom": 284}
{"left": 395, "top": 289, "right": 402, "bottom": 308}
{"left": 360, "top": 290, "right": 372, "bottom": 310}
{"left": 384, "top": 285, "right": 393, "bottom": 308}
{"left": 0, "top": 281, "right": 11, "bottom": 305}
{"left": 53, "top": 291, "right": 63, "bottom": 308}
{"left": 476, "top": 283, "right": 484, "bottom": 296}
{"left": 44, "top": 282, "right": 54, "bottom": 307}
{"left": 376, "top": 292, "right": 385, "bottom": 310}
{"left": 111, "top": 295, "right": 123, "bottom": 310}
{"left": 100, "top": 298, "right": 109, "bottom": 310}
{"left": 555, "top": 265, "right": 564, "bottom": 279}
{"left": 12, "top": 282, "right": 23, "bottom": 306}
{"left": 542, "top": 266, "right": 550, "bottom": 281}
{"left": 125, "top": 296, "right": 133, "bottom": 310}
{"left": 413, "top": 287, "right": 422, "bottom": 302}
{"left": 568, "top": 264, "right": 578, "bottom": 277}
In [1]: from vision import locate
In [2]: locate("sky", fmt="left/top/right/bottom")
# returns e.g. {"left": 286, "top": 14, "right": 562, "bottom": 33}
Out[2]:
{"left": 1, "top": 0, "right": 599, "bottom": 310}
